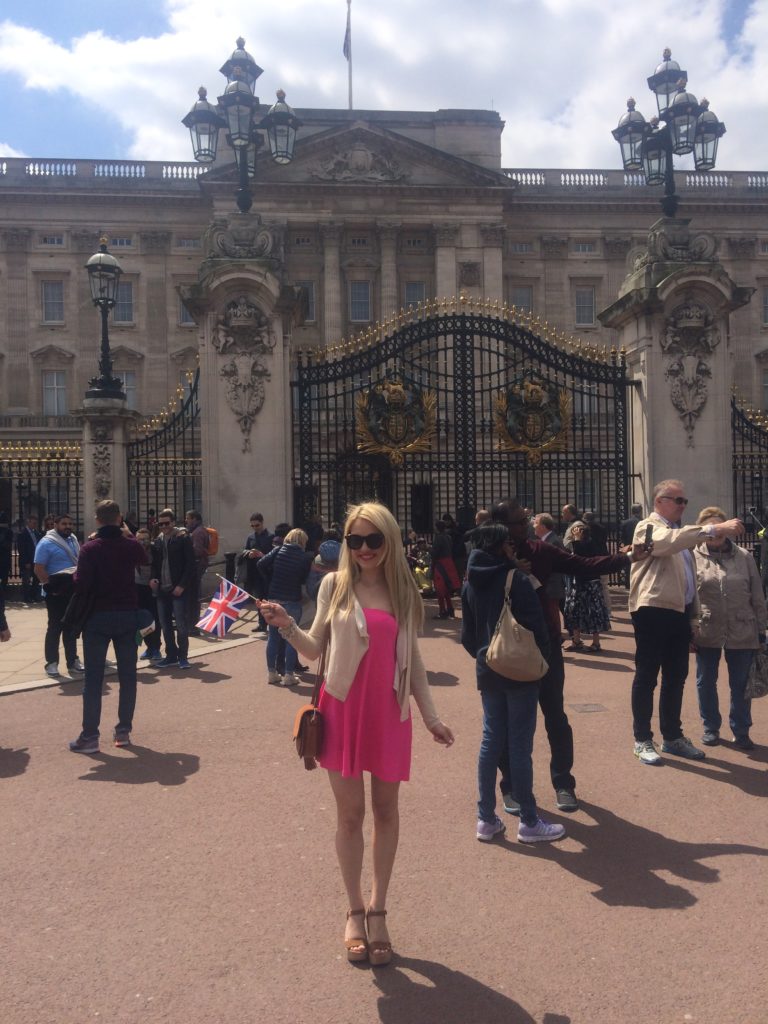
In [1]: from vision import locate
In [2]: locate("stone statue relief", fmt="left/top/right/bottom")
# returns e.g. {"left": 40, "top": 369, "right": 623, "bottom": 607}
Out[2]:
{"left": 92, "top": 443, "right": 112, "bottom": 498}
{"left": 310, "top": 143, "right": 408, "bottom": 183}
{"left": 213, "top": 296, "right": 277, "bottom": 452}
{"left": 661, "top": 300, "right": 721, "bottom": 446}
{"left": 203, "top": 214, "right": 283, "bottom": 264}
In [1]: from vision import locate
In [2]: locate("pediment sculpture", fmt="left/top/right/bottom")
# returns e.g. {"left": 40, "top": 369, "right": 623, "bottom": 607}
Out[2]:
{"left": 661, "top": 299, "right": 721, "bottom": 446}
{"left": 213, "top": 297, "right": 277, "bottom": 452}
{"left": 310, "top": 143, "right": 409, "bottom": 183}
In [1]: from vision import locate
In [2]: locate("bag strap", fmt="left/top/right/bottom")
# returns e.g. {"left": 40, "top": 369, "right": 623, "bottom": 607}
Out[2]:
{"left": 503, "top": 568, "right": 515, "bottom": 601}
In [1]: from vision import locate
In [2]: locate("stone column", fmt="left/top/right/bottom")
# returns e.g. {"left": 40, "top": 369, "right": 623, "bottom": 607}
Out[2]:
{"left": 2, "top": 229, "right": 31, "bottom": 410}
{"left": 435, "top": 224, "right": 459, "bottom": 298}
{"left": 321, "top": 224, "right": 343, "bottom": 345}
{"left": 480, "top": 224, "right": 504, "bottom": 302}
{"left": 378, "top": 222, "right": 399, "bottom": 320}
{"left": 80, "top": 398, "right": 140, "bottom": 519}
{"left": 599, "top": 217, "right": 753, "bottom": 514}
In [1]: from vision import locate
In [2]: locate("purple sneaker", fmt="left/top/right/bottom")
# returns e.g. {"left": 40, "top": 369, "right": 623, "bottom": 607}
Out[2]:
{"left": 476, "top": 816, "right": 506, "bottom": 842}
{"left": 518, "top": 818, "right": 566, "bottom": 844}
{"left": 69, "top": 735, "right": 99, "bottom": 754}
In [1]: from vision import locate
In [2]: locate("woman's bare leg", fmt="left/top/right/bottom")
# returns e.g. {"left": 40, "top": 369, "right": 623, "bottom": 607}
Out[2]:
{"left": 368, "top": 776, "right": 400, "bottom": 946}
{"left": 328, "top": 770, "right": 366, "bottom": 947}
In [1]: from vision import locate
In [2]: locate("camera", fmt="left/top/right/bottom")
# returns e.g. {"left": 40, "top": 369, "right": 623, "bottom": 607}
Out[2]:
{"left": 748, "top": 506, "right": 757, "bottom": 517}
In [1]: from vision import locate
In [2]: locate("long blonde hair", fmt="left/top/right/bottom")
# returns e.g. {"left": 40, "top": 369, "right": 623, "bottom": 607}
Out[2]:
{"left": 327, "top": 501, "right": 424, "bottom": 630}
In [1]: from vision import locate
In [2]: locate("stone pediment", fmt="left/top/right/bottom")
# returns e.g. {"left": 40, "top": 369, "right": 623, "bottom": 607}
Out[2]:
{"left": 110, "top": 344, "right": 144, "bottom": 363}
{"left": 30, "top": 344, "right": 75, "bottom": 362}
{"left": 202, "top": 122, "right": 512, "bottom": 189}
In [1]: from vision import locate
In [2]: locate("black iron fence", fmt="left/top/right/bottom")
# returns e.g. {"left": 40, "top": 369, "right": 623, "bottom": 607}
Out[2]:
{"left": 732, "top": 397, "right": 768, "bottom": 547}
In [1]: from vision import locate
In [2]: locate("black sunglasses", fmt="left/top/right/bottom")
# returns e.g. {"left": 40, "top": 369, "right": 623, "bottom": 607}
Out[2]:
{"left": 659, "top": 495, "right": 689, "bottom": 506}
{"left": 345, "top": 532, "right": 385, "bottom": 550}
{"left": 158, "top": 520, "right": 173, "bottom": 526}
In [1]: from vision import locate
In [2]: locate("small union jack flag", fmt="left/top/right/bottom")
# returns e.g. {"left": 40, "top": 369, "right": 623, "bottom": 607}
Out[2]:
{"left": 197, "top": 579, "right": 252, "bottom": 637}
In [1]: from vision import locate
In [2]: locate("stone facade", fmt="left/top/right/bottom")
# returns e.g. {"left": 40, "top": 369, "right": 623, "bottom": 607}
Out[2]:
{"left": 1, "top": 107, "right": 768, "bottom": 534}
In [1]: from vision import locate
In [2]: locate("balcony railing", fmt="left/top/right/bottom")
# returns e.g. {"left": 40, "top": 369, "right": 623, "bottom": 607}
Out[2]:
{"left": 501, "top": 168, "right": 768, "bottom": 193}
{"left": 0, "top": 158, "right": 201, "bottom": 187}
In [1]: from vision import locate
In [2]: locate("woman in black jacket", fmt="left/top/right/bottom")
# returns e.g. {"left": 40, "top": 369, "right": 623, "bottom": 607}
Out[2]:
{"left": 258, "top": 528, "right": 312, "bottom": 686}
{"left": 461, "top": 524, "right": 565, "bottom": 845}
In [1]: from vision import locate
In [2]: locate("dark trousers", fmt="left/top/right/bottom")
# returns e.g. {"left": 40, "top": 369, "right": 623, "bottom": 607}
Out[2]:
{"left": 499, "top": 641, "right": 575, "bottom": 794}
{"left": 136, "top": 584, "right": 161, "bottom": 654}
{"left": 81, "top": 610, "right": 140, "bottom": 738}
{"left": 631, "top": 606, "right": 691, "bottom": 742}
{"left": 187, "top": 564, "right": 206, "bottom": 633}
{"left": 22, "top": 568, "right": 41, "bottom": 602}
{"left": 44, "top": 592, "right": 77, "bottom": 667}
{"left": 156, "top": 591, "right": 189, "bottom": 660}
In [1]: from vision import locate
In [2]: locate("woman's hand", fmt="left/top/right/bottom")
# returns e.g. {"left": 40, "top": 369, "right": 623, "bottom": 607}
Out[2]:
{"left": 257, "top": 599, "right": 292, "bottom": 628}
{"left": 429, "top": 721, "right": 455, "bottom": 746}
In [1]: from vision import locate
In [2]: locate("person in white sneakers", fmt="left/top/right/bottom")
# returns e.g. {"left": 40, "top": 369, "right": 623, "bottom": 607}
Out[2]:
{"left": 630, "top": 480, "right": 743, "bottom": 765}
{"left": 33, "top": 513, "right": 83, "bottom": 678}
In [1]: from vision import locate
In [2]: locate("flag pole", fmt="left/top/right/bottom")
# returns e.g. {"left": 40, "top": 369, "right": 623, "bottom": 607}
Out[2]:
{"left": 345, "top": 0, "right": 353, "bottom": 110}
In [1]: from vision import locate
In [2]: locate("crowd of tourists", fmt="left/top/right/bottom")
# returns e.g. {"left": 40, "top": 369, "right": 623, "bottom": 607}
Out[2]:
{"left": 1, "top": 477, "right": 764, "bottom": 967}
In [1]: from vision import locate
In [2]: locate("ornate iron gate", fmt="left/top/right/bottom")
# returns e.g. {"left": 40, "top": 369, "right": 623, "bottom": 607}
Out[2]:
{"left": 127, "top": 369, "right": 202, "bottom": 523}
{"left": 292, "top": 306, "right": 630, "bottom": 533}
{"left": 732, "top": 397, "right": 768, "bottom": 544}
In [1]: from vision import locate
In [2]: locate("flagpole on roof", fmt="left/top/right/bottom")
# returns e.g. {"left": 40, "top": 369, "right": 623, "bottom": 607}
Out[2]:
{"left": 344, "top": 0, "right": 353, "bottom": 110}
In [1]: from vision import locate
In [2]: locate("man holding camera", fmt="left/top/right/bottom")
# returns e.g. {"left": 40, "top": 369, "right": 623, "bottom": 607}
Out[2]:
{"left": 630, "top": 480, "right": 743, "bottom": 765}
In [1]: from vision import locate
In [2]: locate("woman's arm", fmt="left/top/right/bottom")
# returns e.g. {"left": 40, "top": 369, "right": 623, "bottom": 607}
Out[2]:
{"left": 409, "top": 639, "right": 454, "bottom": 744}
{"left": 259, "top": 571, "right": 335, "bottom": 660}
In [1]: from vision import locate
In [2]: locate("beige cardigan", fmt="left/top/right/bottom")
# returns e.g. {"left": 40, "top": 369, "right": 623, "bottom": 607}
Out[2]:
{"left": 280, "top": 572, "right": 440, "bottom": 728}
{"left": 693, "top": 541, "right": 767, "bottom": 649}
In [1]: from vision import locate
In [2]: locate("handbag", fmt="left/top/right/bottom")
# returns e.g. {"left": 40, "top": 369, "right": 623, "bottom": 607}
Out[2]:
{"left": 745, "top": 646, "right": 768, "bottom": 699}
{"left": 292, "top": 639, "right": 328, "bottom": 770}
{"left": 485, "top": 569, "right": 548, "bottom": 682}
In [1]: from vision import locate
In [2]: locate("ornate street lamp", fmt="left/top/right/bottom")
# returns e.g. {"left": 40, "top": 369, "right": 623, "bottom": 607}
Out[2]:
{"left": 612, "top": 48, "right": 726, "bottom": 217}
{"left": 182, "top": 37, "right": 301, "bottom": 213}
{"left": 84, "top": 237, "right": 125, "bottom": 400}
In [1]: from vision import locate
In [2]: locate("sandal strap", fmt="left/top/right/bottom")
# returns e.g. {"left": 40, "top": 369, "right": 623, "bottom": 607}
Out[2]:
{"left": 347, "top": 908, "right": 366, "bottom": 919}
{"left": 366, "top": 908, "right": 387, "bottom": 918}
{"left": 345, "top": 936, "right": 368, "bottom": 948}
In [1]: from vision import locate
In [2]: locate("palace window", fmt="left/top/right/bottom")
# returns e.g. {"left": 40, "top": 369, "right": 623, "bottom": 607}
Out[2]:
{"left": 349, "top": 281, "right": 371, "bottom": 322}
{"left": 293, "top": 234, "right": 313, "bottom": 248}
{"left": 575, "top": 287, "right": 596, "bottom": 326}
{"left": 404, "top": 236, "right": 426, "bottom": 250}
{"left": 110, "top": 236, "right": 133, "bottom": 248}
{"left": 179, "top": 298, "right": 195, "bottom": 325}
{"left": 40, "top": 234, "right": 64, "bottom": 246}
{"left": 761, "top": 240, "right": 768, "bottom": 254}
{"left": 510, "top": 286, "right": 533, "bottom": 313}
{"left": 404, "top": 281, "right": 426, "bottom": 308}
{"left": 762, "top": 286, "right": 768, "bottom": 325}
{"left": 41, "top": 280, "right": 65, "bottom": 323}
{"left": 42, "top": 370, "right": 67, "bottom": 415}
{"left": 574, "top": 241, "right": 596, "bottom": 253}
{"left": 350, "top": 236, "right": 369, "bottom": 249}
{"left": 296, "top": 281, "right": 316, "bottom": 322}
{"left": 117, "top": 370, "right": 137, "bottom": 410}
{"left": 509, "top": 241, "right": 533, "bottom": 254}
{"left": 113, "top": 281, "right": 134, "bottom": 323}
{"left": 176, "top": 236, "right": 200, "bottom": 250}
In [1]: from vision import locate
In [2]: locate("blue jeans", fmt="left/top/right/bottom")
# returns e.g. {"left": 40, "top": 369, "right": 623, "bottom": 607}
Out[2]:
{"left": 156, "top": 591, "right": 189, "bottom": 660}
{"left": 478, "top": 685, "right": 540, "bottom": 828}
{"left": 266, "top": 600, "right": 303, "bottom": 674}
{"left": 81, "top": 609, "right": 140, "bottom": 738}
{"left": 696, "top": 647, "right": 754, "bottom": 738}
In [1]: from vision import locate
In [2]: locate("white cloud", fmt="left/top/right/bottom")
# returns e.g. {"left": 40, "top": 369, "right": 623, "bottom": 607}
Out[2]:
{"left": 0, "top": 0, "right": 766, "bottom": 168}
{"left": 0, "top": 142, "right": 26, "bottom": 158}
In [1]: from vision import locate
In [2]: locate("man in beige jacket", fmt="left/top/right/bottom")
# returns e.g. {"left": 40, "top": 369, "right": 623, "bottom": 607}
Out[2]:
{"left": 629, "top": 479, "right": 743, "bottom": 765}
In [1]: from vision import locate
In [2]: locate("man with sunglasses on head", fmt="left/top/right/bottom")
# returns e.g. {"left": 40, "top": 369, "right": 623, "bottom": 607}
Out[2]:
{"left": 149, "top": 509, "right": 196, "bottom": 670}
{"left": 630, "top": 479, "right": 743, "bottom": 765}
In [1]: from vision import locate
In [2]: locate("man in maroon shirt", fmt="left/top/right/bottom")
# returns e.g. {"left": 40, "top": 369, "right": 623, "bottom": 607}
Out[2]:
{"left": 68, "top": 500, "right": 148, "bottom": 754}
{"left": 491, "top": 499, "right": 633, "bottom": 812}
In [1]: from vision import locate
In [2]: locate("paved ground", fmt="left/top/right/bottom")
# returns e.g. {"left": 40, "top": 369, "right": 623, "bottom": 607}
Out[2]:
{"left": 1, "top": 594, "right": 766, "bottom": 1024}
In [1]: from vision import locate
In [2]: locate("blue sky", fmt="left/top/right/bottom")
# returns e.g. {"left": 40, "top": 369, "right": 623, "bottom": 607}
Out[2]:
{"left": 0, "top": 0, "right": 765, "bottom": 169}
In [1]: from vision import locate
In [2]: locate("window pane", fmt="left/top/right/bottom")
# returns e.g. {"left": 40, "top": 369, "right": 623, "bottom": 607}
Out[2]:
{"left": 179, "top": 298, "right": 195, "bottom": 325}
{"left": 576, "top": 475, "right": 599, "bottom": 512}
{"left": 117, "top": 370, "right": 137, "bottom": 410}
{"left": 42, "top": 281, "right": 64, "bottom": 322}
{"left": 42, "top": 370, "right": 67, "bottom": 415}
{"left": 296, "top": 281, "right": 316, "bottom": 322}
{"left": 114, "top": 282, "right": 133, "bottom": 323}
{"left": 404, "top": 281, "right": 426, "bottom": 307}
{"left": 575, "top": 287, "right": 595, "bottom": 325}
{"left": 574, "top": 241, "right": 596, "bottom": 253}
{"left": 510, "top": 286, "right": 533, "bottom": 312}
{"left": 349, "top": 281, "right": 371, "bottom": 322}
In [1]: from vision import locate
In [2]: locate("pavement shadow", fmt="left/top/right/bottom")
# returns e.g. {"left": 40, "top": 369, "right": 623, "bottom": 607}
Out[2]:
{"left": 373, "top": 955, "right": 560, "bottom": 1024}
{"left": 77, "top": 744, "right": 200, "bottom": 786}
{"left": 502, "top": 800, "right": 768, "bottom": 909}
{"left": 426, "top": 670, "right": 460, "bottom": 687}
{"left": 563, "top": 654, "right": 633, "bottom": 673}
{"left": 0, "top": 745, "right": 31, "bottom": 778}
{"left": 660, "top": 750, "right": 768, "bottom": 797}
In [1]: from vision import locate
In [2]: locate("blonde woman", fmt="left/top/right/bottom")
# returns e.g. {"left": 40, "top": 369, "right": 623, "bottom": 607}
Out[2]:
{"left": 259, "top": 502, "right": 454, "bottom": 965}
{"left": 257, "top": 527, "right": 313, "bottom": 687}
{"left": 693, "top": 506, "right": 767, "bottom": 751}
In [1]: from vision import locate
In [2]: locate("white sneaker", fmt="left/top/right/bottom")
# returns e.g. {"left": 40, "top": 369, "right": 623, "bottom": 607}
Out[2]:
{"left": 44, "top": 662, "right": 60, "bottom": 678}
{"left": 280, "top": 673, "right": 300, "bottom": 687}
{"left": 267, "top": 670, "right": 283, "bottom": 685}
{"left": 104, "top": 660, "right": 117, "bottom": 672}
{"left": 67, "top": 658, "right": 85, "bottom": 675}
{"left": 634, "top": 739, "right": 663, "bottom": 765}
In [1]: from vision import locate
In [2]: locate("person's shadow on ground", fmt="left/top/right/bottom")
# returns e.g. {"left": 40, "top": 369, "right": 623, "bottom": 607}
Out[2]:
{"left": 77, "top": 744, "right": 199, "bottom": 786}
{"left": 373, "top": 955, "right": 568, "bottom": 1024}
{"left": 660, "top": 749, "right": 768, "bottom": 797}
{"left": 0, "top": 745, "right": 31, "bottom": 778}
{"left": 426, "top": 671, "right": 460, "bottom": 686}
{"left": 503, "top": 799, "right": 768, "bottom": 909}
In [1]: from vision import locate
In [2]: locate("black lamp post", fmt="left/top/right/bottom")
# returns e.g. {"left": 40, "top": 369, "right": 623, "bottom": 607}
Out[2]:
{"left": 182, "top": 37, "right": 301, "bottom": 214}
{"left": 612, "top": 48, "right": 725, "bottom": 217}
{"left": 84, "top": 238, "right": 125, "bottom": 399}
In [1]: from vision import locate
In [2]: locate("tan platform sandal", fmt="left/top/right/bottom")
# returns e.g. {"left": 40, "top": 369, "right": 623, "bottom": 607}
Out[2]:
{"left": 366, "top": 908, "right": 392, "bottom": 966}
{"left": 345, "top": 908, "right": 368, "bottom": 963}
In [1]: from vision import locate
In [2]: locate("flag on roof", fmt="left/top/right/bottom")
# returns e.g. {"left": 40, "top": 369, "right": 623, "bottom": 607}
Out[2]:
{"left": 343, "top": 1, "right": 351, "bottom": 60}
{"left": 197, "top": 579, "right": 252, "bottom": 637}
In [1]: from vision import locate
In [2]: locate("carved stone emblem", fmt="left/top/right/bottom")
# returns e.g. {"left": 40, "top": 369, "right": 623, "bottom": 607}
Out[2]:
{"left": 356, "top": 376, "right": 437, "bottom": 467}
{"left": 661, "top": 299, "right": 721, "bottom": 446}
{"left": 459, "top": 262, "right": 482, "bottom": 287}
{"left": 541, "top": 236, "right": 568, "bottom": 257}
{"left": 203, "top": 214, "right": 283, "bottom": 264}
{"left": 494, "top": 372, "right": 570, "bottom": 465}
{"left": 92, "top": 443, "right": 111, "bottom": 498}
{"left": 311, "top": 143, "right": 408, "bottom": 183}
{"left": 213, "top": 296, "right": 277, "bottom": 452}
{"left": 633, "top": 218, "right": 718, "bottom": 270}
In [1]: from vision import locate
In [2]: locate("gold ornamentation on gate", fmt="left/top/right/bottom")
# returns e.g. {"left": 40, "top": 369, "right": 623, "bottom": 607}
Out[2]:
{"left": 356, "top": 377, "right": 437, "bottom": 467}
{"left": 494, "top": 373, "right": 571, "bottom": 465}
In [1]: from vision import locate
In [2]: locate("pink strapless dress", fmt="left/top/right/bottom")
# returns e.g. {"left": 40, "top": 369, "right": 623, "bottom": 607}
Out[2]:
{"left": 318, "top": 608, "right": 412, "bottom": 782}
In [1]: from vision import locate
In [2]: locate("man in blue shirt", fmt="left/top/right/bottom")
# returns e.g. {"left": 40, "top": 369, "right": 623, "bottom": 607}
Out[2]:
{"left": 34, "top": 513, "right": 83, "bottom": 678}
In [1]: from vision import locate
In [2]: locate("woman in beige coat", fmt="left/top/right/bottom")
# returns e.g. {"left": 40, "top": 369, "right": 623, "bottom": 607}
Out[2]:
{"left": 693, "top": 506, "right": 767, "bottom": 751}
